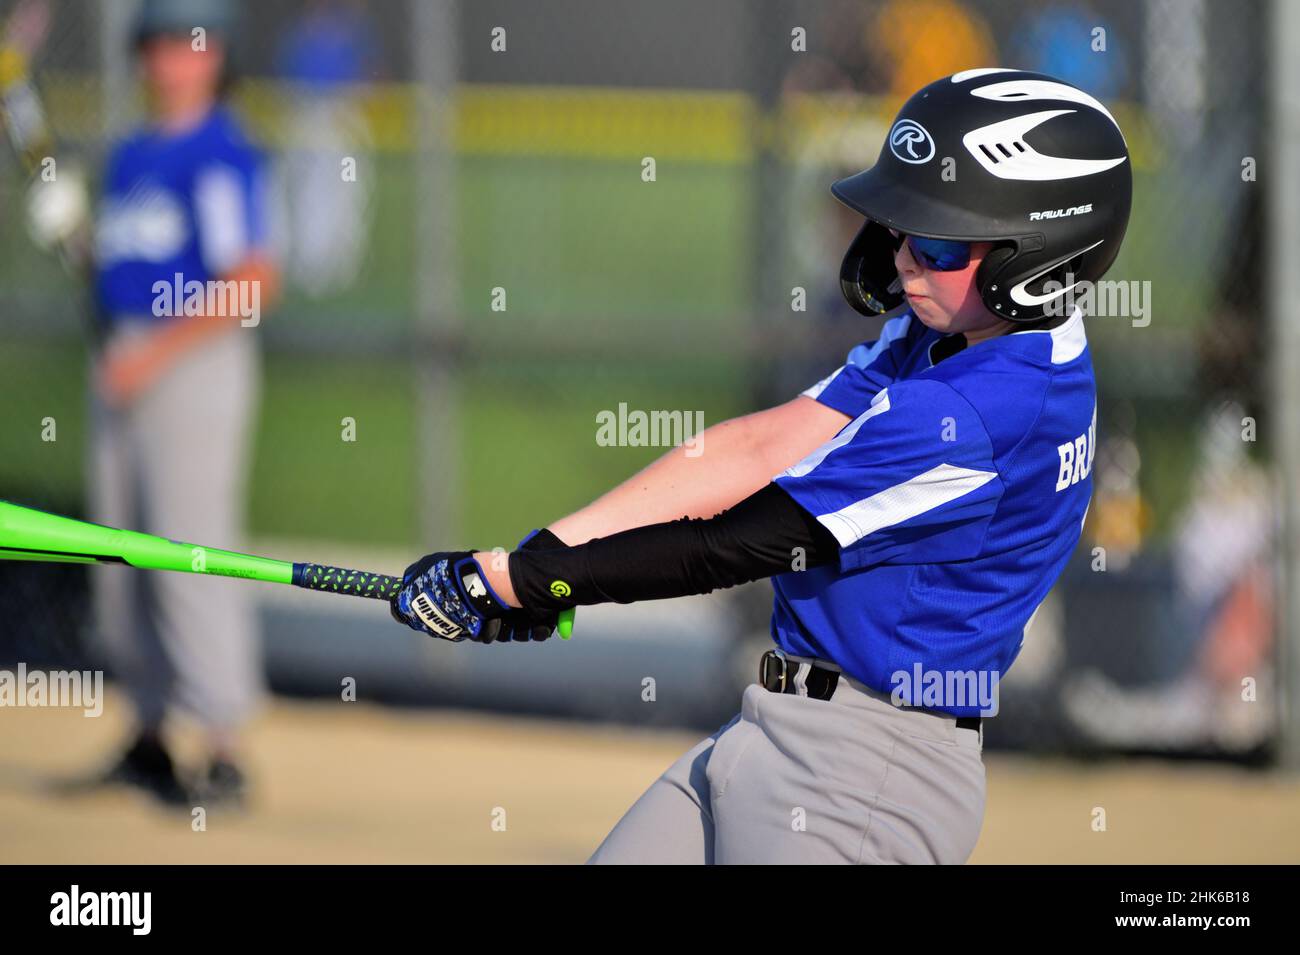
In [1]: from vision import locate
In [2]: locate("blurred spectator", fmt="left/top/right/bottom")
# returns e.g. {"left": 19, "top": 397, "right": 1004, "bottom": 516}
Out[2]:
{"left": 273, "top": 0, "right": 378, "bottom": 297}
{"left": 1063, "top": 402, "right": 1275, "bottom": 751}
{"left": 868, "top": 0, "right": 997, "bottom": 98}
{"left": 1006, "top": 4, "right": 1129, "bottom": 97}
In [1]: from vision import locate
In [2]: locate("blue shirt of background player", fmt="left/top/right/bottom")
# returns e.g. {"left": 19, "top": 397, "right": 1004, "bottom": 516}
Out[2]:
{"left": 770, "top": 308, "right": 1097, "bottom": 716}
{"left": 94, "top": 105, "right": 268, "bottom": 326}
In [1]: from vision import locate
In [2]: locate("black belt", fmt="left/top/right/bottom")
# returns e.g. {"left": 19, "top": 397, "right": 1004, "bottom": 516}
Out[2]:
{"left": 759, "top": 650, "right": 982, "bottom": 733}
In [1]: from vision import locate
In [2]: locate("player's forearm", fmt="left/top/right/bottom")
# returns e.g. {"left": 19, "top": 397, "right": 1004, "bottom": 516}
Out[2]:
{"left": 504, "top": 482, "right": 840, "bottom": 611}
{"left": 548, "top": 414, "right": 771, "bottom": 546}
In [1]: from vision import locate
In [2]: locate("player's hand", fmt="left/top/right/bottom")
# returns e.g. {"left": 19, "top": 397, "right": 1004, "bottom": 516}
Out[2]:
{"left": 389, "top": 550, "right": 512, "bottom": 643}
{"left": 486, "top": 527, "right": 567, "bottom": 643}
{"left": 96, "top": 333, "right": 169, "bottom": 408}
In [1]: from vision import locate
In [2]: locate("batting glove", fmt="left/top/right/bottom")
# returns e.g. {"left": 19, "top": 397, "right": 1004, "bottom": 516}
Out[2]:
{"left": 389, "top": 551, "right": 511, "bottom": 643}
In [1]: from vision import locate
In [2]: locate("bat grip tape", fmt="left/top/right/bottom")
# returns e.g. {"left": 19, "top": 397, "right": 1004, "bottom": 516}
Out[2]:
{"left": 292, "top": 562, "right": 402, "bottom": 600}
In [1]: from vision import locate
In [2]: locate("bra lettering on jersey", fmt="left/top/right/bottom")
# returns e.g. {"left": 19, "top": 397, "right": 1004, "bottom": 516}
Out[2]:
{"left": 1055, "top": 404, "right": 1097, "bottom": 492}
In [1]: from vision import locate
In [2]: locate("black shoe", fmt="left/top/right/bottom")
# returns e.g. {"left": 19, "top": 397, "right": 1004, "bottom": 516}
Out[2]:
{"left": 57, "top": 733, "right": 194, "bottom": 807}
{"left": 196, "top": 758, "right": 249, "bottom": 810}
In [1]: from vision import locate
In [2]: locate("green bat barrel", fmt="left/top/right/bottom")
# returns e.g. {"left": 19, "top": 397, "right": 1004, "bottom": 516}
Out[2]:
{"left": 0, "top": 500, "right": 575, "bottom": 637}
{"left": 0, "top": 499, "right": 293, "bottom": 582}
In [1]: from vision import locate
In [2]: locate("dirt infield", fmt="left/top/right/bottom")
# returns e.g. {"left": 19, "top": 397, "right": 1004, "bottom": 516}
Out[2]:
{"left": 1, "top": 689, "right": 1297, "bottom": 864}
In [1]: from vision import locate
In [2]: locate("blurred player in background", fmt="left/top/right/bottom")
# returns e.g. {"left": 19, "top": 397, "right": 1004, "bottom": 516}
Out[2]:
{"left": 47, "top": 0, "right": 278, "bottom": 807}
{"left": 273, "top": 0, "right": 378, "bottom": 297}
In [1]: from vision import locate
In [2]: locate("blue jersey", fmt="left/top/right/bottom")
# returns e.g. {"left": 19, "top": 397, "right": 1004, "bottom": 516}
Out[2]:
{"left": 94, "top": 106, "right": 268, "bottom": 325}
{"left": 770, "top": 308, "right": 1096, "bottom": 716}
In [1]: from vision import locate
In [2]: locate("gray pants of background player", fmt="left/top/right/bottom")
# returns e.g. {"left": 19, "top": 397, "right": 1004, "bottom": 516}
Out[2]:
{"left": 589, "top": 654, "right": 986, "bottom": 864}
{"left": 88, "top": 322, "right": 263, "bottom": 733}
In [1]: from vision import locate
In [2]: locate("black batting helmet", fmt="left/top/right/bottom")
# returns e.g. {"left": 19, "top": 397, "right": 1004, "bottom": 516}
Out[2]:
{"left": 833, "top": 68, "right": 1132, "bottom": 322}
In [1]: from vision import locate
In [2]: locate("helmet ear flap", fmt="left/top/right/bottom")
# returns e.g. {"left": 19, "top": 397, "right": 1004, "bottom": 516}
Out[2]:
{"left": 980, "top": 241, "right": 1091, "bottom": 321}
{"left": 839, "top": 221, "right": 905, "bottom": 316}
{"left": 976, "top": 241, "right": 1022, "bottom": 319}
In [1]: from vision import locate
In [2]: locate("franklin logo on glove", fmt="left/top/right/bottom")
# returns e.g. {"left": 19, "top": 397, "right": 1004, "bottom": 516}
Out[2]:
{"left": 390, "top": 528, "right": 569, "bottom": 644}
{"left": 409, "top": 590, "right": 462, "bottom": 640}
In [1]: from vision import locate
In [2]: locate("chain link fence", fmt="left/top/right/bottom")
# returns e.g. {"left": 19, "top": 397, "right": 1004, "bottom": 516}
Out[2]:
{"left": 0, "top": 0, "right": 1285, "bottom": 755}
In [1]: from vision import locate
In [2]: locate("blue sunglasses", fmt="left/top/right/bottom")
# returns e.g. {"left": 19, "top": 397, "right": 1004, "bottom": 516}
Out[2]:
{"left": 887, "top": 228, "right": 971, "bottom": 271}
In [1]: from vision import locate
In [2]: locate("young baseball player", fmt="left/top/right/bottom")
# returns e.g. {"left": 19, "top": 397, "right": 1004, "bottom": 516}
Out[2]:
{"left": 80, "top": 0, "right": 275, "bottom": 807}
{"left": 391, "top": 68, "right": 1132, "bottom": 864}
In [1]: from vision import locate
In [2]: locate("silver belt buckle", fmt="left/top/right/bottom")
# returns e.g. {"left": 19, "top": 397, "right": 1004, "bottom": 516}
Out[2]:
{"left": 760, "top": 649, "right": 790, "bottom": 692}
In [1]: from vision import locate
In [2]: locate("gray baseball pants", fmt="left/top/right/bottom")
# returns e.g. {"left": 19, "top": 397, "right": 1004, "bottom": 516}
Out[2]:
{"left": 88, "top": 323, "right": 263, "bottom": 733}
{"left": 588, "top": 653, "right": 986, "bottom": 864}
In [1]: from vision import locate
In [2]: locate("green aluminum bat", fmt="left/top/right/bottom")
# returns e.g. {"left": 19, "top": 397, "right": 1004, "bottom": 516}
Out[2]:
{"left": 0, "top": 499, "right": 576, "bottom": 639}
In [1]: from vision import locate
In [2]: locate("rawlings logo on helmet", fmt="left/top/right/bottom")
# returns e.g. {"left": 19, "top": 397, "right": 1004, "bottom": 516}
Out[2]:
{"left": 1029, "top": 204, "right": 1093, "bottom": 221}
{"left": 889, "top": 119, "right": 935, "bottom": 165}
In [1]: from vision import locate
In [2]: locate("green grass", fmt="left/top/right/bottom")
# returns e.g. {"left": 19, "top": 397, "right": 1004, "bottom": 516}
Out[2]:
{"left": 245, "top": 355, "right": 417, "bottom": 544}
{"left": 0, "top": 341, "right": 91, "bottom": 506}
{"left": 458, "top": 156, "right": 752, "bottom": 323}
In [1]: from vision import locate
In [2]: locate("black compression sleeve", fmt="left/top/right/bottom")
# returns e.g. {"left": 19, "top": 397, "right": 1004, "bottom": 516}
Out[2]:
{"left": 508, "top": 483, "right": 840, "bottom": 611}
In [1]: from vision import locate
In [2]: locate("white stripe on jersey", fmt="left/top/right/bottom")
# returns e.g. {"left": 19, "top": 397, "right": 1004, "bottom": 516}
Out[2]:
{"left": 1017, "top": 305, "right": 1087, "bottom": 364}
{"left": 816, "top": 462, "right": 999, "bottom": 548}
{"left": 781, "top": 389, "right": 892, "bottom": 479}
{"left": 195, "top": 164, "right": 249, "bottom": 274}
